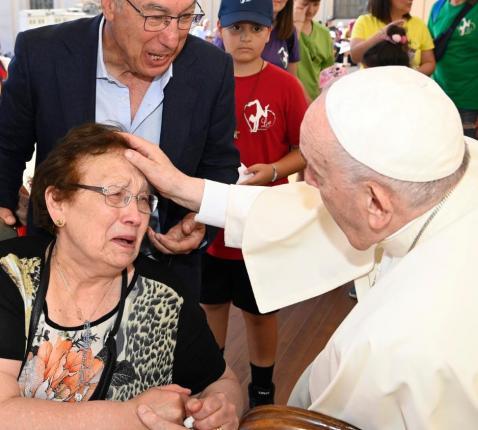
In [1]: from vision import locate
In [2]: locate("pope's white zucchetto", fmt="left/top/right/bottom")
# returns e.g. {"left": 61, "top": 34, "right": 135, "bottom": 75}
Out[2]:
{"left": 325, "top": 66, "right": 466, "bottom": 182}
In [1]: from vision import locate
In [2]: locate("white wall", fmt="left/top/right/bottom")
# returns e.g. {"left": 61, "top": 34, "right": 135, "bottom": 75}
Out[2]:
{"left": 0, "top": 0, "right": 89, "bottom": 55}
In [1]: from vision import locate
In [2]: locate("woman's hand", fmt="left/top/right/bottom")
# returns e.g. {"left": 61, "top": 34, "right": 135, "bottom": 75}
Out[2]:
{"left": 131, "top": 385, "right": 190, "bottom": 425}
{"left": 240, "top": 164, "right": 276, "bottom": 186}
{"left": 137, "top": 405, "right": 187, "bottom": 430}
{"left": 350, "top": 19, "right": 405, "bottom": 64}
{"left": 185, "top": 394, "right": 239, "bottom": 430}
{"left": 379, "top": 19, "right": 405, "bottom": 38}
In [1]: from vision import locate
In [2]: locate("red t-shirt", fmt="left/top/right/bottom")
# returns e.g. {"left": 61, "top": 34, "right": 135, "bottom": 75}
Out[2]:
{"left": 207, "top": 63, "right": 307, "bottom": 260}
{"left": 0, "top": 60, "right": 7, "bottom": 82}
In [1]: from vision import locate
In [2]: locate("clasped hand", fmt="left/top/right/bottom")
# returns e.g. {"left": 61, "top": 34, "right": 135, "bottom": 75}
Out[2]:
{"left": 136, "top": 385, "right": 238, "bottom": 430}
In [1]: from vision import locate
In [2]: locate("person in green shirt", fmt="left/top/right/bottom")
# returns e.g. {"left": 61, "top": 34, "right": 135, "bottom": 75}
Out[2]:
{"left": 293, "top": 0, "right": 335, "bottom": 101}
{"left": 428, "top": 0, "right": 478, "bottom": 138}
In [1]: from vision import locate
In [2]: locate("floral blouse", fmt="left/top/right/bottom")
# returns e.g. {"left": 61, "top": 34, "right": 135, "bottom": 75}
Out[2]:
{"left": 0, "top": 237, "right": 225, "bottom": 402}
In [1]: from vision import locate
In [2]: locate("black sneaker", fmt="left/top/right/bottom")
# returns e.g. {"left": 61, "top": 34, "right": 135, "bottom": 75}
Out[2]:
{"left": 248, "top": 382, "right": 275, "bottom": 409}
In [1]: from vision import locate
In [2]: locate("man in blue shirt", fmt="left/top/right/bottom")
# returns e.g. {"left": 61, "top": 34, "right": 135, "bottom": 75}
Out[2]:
{"left": 0, "top": 0, "right": 239, "bottom": 294}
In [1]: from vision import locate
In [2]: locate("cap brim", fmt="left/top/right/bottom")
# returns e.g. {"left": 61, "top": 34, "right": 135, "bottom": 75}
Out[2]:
{"left": 220, "top": 11, "right": 272, "bottom": 27}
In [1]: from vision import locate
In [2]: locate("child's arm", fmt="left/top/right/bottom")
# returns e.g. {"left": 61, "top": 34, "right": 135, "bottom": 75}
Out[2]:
{"left": 240, "top": 148, "right": 305, "bottom": 186}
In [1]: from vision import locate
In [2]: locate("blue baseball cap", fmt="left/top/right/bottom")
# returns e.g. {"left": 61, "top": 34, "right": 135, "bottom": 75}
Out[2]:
{"left": 218, "top": 0, "right": 273, "bottom": 27}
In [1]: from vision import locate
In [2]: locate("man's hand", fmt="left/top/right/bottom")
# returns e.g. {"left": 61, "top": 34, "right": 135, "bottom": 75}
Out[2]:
{"left": 148, "top": 212, "right": 206, "bottom": 255}
{"left": 185, "top": 393, "right": 239, "bottom": 430}
{"left": 0, "top": 207, "right": 16, "bottom": 226}
{"left": 122, "top": 133, "right": 205, "bottom": 212}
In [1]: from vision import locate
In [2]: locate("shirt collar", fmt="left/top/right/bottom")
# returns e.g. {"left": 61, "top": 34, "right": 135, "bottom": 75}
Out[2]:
{"left": 379, "top": 153, "right": 476, "bottom": 259}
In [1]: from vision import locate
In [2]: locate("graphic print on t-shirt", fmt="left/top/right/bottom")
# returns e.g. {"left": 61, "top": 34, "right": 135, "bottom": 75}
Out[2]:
{"left": 243, "top": 99, "right": 276, "bottom": 133}
{"left": 458, "top": 17, "right": 475, "bottom": 36}
{"left": 278, "top": 47, "right": 289, "bottom": 68}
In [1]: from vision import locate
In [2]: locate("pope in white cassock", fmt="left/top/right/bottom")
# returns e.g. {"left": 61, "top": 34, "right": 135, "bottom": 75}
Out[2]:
{"left": 124, "top": 66, "right": 478, "bottom": 430}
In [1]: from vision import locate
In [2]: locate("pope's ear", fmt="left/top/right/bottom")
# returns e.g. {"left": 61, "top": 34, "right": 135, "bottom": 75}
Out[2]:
{"left": 365, "top": 182, "right": 393, "bottom": 232}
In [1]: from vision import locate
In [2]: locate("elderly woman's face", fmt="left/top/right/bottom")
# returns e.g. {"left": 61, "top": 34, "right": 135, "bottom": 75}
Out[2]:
{"left": 56, "top": 152, "right": 150, "bottom": 271}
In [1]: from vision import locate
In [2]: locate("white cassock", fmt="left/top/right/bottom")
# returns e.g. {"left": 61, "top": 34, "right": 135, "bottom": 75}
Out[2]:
{"left": 196, "top": 141, "right": 478, "bottom": 429}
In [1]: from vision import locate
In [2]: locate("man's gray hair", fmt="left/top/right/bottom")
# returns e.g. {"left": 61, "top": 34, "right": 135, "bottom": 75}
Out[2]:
{"left": 334, "top": 140, "right": 470, "bottom": 209}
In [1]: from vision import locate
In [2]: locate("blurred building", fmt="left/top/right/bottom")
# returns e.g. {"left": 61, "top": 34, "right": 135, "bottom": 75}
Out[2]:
{"left": 0, "top": 1, "right": 98, "bottom": 55}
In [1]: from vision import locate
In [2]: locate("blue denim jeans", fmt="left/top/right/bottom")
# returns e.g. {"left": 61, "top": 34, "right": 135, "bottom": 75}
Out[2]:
{"left": 458, "top": 109, "right": 478, "bottom": 139}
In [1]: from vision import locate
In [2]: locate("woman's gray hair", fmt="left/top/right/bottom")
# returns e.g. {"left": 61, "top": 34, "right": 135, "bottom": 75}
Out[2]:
{"left": 333, "top": 140, "right": 470, "bottom": 209}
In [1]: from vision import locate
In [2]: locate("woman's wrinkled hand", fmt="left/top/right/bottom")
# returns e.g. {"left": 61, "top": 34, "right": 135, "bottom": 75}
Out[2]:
{"left": 185, "top": 392, "right": 239, "bottom": 430}
{"left": 132, "top": 385, "right": 190, "bottom": 426}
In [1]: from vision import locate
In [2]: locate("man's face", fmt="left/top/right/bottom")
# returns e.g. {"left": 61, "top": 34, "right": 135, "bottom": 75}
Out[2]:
{"left": 300, "top": 97, "right": 371, "bottom": 250}
{"left": 102, "top": 0, "right": 196, "bottom": 79}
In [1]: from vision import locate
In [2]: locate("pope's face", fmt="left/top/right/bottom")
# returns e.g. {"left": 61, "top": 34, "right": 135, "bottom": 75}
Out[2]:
{"left": 102, "top": 0, "right": 196, "bottom": 79}
{"left": 300, "top": 97, "right": 372, "bottom": 250}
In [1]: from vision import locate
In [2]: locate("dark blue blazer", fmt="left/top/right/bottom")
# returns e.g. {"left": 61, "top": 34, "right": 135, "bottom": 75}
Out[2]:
{"left": 0, "top": 16, "right": 239, "bottom": 292}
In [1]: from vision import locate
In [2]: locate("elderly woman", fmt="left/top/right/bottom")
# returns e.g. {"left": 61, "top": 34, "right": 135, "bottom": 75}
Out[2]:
{"left": 0, "top": 124, "right": 242, "bottom": 429}
{"left": 350, "top": 0, "right": 435, "bottom": 75}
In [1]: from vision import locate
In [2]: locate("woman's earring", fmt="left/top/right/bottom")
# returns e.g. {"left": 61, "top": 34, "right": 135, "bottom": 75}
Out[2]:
{"left": 55, "top": 219, "right": 65, "bottom": 227}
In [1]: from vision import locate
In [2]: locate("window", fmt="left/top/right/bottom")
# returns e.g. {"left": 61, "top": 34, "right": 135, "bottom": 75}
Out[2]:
{"left": 333, "top": 0, "right": 368, "bottom": 19}
{"left": 30, "top": 0, "right": 54, "bottom": 9}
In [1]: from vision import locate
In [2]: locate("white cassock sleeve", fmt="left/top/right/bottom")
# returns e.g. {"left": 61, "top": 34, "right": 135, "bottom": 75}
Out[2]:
{"left": 197, "top": 180, "right": 374, "bottom": 313}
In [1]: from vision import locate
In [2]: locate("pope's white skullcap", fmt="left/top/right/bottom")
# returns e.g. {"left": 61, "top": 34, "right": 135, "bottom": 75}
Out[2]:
{"left": 325, "top": 66, "right": 465, "bottom": 182}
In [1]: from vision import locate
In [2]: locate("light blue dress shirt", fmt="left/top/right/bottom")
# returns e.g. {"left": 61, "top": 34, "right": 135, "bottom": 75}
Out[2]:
{"left": 95, "top": 18, "right": 173, "bottom": 144}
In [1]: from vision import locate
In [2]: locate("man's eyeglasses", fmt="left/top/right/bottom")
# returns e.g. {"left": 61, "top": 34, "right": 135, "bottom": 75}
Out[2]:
{"left": 125, "top": 0, "right": 205, "bottom": 32}
{"left": 72, "top": 184, "right": 158, "bottom": 214}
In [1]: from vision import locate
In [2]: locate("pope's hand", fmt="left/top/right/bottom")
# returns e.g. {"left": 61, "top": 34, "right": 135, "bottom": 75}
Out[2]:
{"left": 147, "top": 212, "right": 206, "bottom": 255}
{"left": 122, "top": 133, "right": 205, "bottom": 213}
{"left": 121, "top": 133, "right": 183, "bottom": 197}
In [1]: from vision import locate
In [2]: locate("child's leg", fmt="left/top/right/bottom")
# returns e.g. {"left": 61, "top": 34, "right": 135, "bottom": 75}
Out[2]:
{"left": 242, "top": 310, "right": 277, "bottom": 367}
{"left": 201, "top": 302, "right": 231, "bottom": 349}
{"left": 231, "top": 259, "right": 278, "bottom": 407}
{"left": 201, "top": 254, "right": 234, "bottom": 350}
